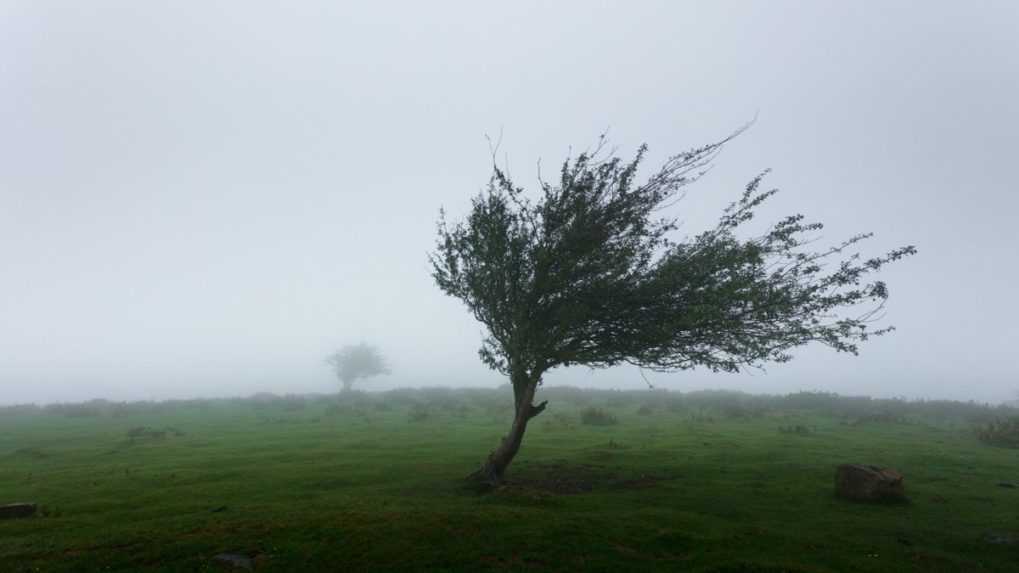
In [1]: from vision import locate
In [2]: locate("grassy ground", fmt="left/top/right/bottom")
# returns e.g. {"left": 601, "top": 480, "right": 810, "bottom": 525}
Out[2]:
{"left": 1, "top": 389, "right": 1017, "bottom": 572}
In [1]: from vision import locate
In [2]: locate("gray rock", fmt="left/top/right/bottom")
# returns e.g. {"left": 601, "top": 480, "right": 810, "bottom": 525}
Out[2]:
{"left": 0, "top": 503, "right": 37, "bottom": 519}
{"left": 835, "top": 464, "right": 906, "bottom": 502}
{"left": 213, "top": 553, "right": 254, "bottom": 570}
{"left": 983, "top": 531, "right": 1017, "bottom": 545}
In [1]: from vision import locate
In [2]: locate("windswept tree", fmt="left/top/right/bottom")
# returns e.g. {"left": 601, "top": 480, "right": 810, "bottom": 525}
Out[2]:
{"left": 430, "top": 129, "right": 915, "bottom": 484}
{"left": 326, "top": 343, "right": 390, "bottom": 392}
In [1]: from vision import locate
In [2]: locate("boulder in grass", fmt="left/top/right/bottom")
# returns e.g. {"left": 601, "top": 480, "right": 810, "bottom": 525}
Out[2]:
{"left": 835, "top": 464, "right": 906, "bottom": 502}
{"left": 0, "top": 503, "right": 37, "bottom": 519}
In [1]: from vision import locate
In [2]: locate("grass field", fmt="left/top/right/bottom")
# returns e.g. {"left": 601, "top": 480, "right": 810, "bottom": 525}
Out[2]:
{"left": 1, "top": 388, "right": 1017, "bottom": 572}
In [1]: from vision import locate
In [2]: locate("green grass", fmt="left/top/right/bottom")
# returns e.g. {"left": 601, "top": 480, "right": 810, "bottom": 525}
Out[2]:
{"left": 1, "top": 390, "right": 1017, "bottom": 572}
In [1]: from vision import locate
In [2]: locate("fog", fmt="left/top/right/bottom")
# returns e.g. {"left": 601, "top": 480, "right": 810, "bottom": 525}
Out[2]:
{"left": 2, "top": 1, "right": 1017, "bottom": 405}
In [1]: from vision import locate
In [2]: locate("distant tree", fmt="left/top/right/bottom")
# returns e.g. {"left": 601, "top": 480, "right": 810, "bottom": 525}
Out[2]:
{"left": 326, "top": 343, "right": 390, "bottom": 392}
{"left": 430, "top": 129, "right": 915, "bottom": 484}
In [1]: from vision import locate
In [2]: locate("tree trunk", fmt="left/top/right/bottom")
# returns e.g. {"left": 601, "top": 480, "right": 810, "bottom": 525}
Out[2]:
{"left": 470, "top": 370, "right": 547, "bottom": 486}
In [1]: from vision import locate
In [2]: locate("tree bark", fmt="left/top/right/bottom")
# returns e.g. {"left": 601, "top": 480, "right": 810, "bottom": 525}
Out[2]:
{"left": 470, "top": 370, "right": 547, "bottom": 486}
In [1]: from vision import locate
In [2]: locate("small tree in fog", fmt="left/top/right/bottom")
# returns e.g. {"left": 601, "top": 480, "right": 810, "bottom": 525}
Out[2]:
{"left": 326, "top": 343, "right": 390, "bottom": 392}
{"left": 430, "top": 128, "right": 915, "bottom": 484}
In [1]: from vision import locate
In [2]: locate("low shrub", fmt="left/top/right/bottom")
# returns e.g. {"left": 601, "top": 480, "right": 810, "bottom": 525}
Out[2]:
{"left": 975, "top": 417, "right": 1019, "bottom": 448}
{"left": 45, "top": 400, "right": 111, "bottom": 418}
{"left": 0, "top": 404, "right": 41, "bottom": 417}
{"left": 851, "top": 412, "right": 905, "bottom": 426}
{"left": 580, "top": 407, "right": 618, "bottom": 426}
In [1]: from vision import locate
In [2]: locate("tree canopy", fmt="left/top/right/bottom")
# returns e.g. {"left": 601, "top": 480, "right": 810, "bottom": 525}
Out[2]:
{"left": 325, "top": 343, "right": 390, "bottom": 392}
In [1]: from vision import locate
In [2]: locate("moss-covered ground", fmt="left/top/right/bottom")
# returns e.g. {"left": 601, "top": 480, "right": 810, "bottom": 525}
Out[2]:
{"left": 1, "top": 389, "right": 1017, "bottom": 572}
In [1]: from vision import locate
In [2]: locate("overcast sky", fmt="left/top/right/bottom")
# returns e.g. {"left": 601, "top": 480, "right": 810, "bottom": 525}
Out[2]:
{"left": 2, "top": 1, "right": 1017, "bottom": 405}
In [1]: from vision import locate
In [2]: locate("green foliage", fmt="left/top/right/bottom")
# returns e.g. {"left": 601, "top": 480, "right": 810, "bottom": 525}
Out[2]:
{"left": 975, "top": 416, "right": 1019, "bottom": 448}
{"left": 44, "top": 399, "right": 112, "bottom": 418}
{"left": 580, "top": 407, "right": 618, "bottom": 426}
{"left": 253, "top": 394, "right": 307, "bottom": 412}
{"left": 431, "top": 130, "right": 915, "bottom": 390}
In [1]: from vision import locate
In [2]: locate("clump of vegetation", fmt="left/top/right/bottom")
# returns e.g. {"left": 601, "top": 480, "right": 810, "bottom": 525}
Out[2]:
{"left": 45, "top": 399, "right": 112, "bottom": 418}
{"left": 323, "top": 402, "right": 354, "bottom": 417}
{"left": 778, "top": 424, "right": 812, "bottom": 436}
{"left": 719, "top": 403, "right": 762, "bottom": 419}
{"left": 407, "top": 404, "right": 432, "bottom": 423}
{"left": 851, "top": 412, "right": 906, "bottom": 426}
{"left": 252, "top": 394, "right": 307, "bottom": 412}
{"left": 686, "top": 411, "right": 717, "bottom": 423}
{"left": 580, "top": 407, "right": 618, "bottom": 426}
{"left": 380, "top": 388, "right": 419, "bottom": 407}
{"left": 636, "top": 404, "right": 654, "bottom": 416}
{"left": 420, "top": 388, "right": 468, "bottom": 414}
{"left": 0, "top": 404, "right": 42, "bottom": 417}
{"left": 975, "top": 417, "right": 1019, "bottom": 448}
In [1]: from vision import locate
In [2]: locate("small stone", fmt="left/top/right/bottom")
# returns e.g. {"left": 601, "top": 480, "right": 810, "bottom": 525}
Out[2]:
{"left": 983, "top": 531, "right": 1017, "bottom": 546}
{"left": 213, "top": 553, "right": 254, "bottom": 570}
{"left": 0, "top": 503, "right": 37, "bottom": 519}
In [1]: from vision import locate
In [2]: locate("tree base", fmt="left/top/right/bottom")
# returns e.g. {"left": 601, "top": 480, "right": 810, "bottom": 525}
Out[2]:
{"left": 465, "top": 461, "right": 504, "bottom": 491}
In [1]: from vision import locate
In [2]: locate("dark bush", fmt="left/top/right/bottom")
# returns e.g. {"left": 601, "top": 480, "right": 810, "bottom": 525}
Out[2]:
{"left": 45, "top": 400, "right": 111, "bottom": 418}
{"left": 975, "top": 417, "right": 1019, "bottom": 448}
{"left": 0, "top": 404, "right": 41, "bottom": 417}
{"left": 580, "top": 407, "right": 618, "bottom": 426}
{"left": 851, "top": 412, "right": 906, "bottom": 425}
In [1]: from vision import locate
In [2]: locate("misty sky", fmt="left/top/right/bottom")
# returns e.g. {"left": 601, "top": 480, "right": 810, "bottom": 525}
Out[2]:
{"left": 2, "top": 2, "right": 1017, "bottom": 405}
